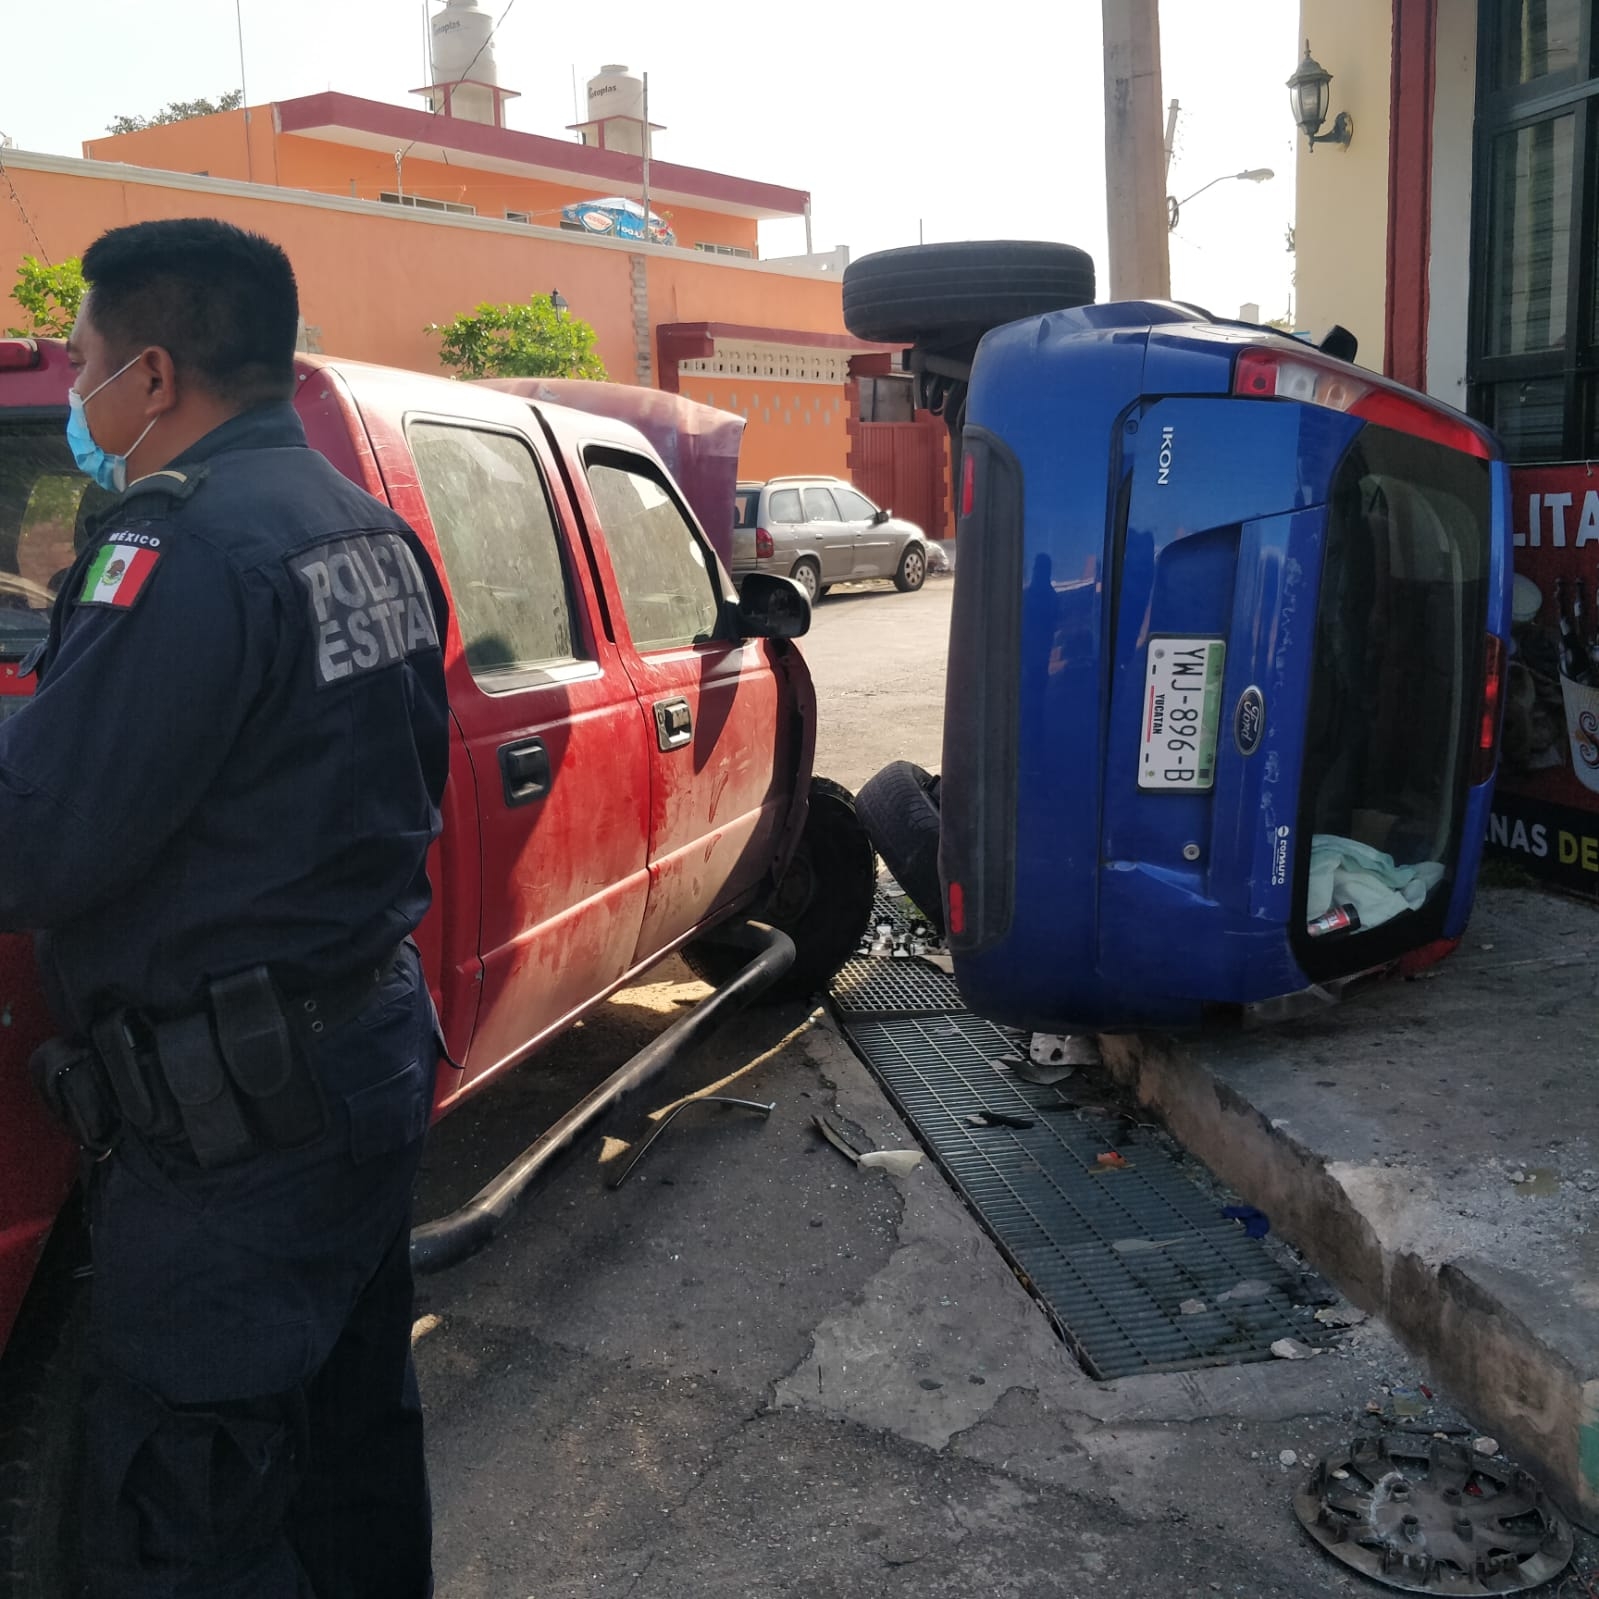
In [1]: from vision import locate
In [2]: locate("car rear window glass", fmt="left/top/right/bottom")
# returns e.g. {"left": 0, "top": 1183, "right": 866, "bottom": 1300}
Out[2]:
{"left": 832, "top": 488, "right": 876, "bottom": 522}
{"left": 768, "top": 488, "right": 802, "bottom": 523}
{"left": 802, "top": 487, "right": 839, "bottom": 522}
{"left": 584, "top": 450, "right": 722, "bottom": 652}
{"left": 1299, "top": 425, "right": 1490, "bottom": 945}
{"left": 734, "top": 487, "right": 760, "bottom": 528}
{"left": 0, "top": 418, "right": 115, "bottom": 656}
{"left": 408, "top": 421, "right": 583, "bottom": 684}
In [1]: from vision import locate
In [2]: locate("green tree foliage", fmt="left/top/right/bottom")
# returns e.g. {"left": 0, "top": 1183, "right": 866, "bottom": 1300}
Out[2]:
{"left": 427, "top": 297, "right": 608, "bottom": 381}
{"left": 6, "top": 256, "right": 86, "bottom": 339}
{"left": 107, "top": 90, "right": 244, "bottom": 136}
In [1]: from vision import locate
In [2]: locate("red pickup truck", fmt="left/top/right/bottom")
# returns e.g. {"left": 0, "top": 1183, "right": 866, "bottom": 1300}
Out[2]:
{"left": 0, "top": 338, "right": 871, "bottom": 1591}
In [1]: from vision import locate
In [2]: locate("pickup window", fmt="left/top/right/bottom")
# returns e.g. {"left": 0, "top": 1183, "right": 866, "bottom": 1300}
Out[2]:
{"left": 0, "top": 419, "right": 115, "bottom": 657}
{"left": 585, "top": 451, "right": 722, "bottom": 652}
{"left": 408, "top": 421, "right": 584, "bottom": 684}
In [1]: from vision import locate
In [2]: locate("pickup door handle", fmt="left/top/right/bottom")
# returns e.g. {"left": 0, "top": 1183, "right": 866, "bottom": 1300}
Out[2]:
{"left": 498, "top": 737, "right": 552, "bottom": 807}
{"left": 653, "top": 696, "right": 693, "bottom": 751}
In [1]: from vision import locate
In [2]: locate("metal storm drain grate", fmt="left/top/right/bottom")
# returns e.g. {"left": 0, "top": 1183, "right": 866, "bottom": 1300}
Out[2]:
{"left": 839, "top": 1010, "right": 1331, "bottom": 1380}
{"left": 831, "top": 956, "right": 964, "bottom": 1018}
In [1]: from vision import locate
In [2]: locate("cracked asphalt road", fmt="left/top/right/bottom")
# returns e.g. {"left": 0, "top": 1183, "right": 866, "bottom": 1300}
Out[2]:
{"left": 413, "top": 585, "right": 1435, "bottom": 1597}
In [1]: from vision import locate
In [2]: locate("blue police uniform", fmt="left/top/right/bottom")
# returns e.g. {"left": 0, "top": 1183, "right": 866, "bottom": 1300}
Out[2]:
{"left": 0, "top": 401, "right": 450, "bottom": 1597}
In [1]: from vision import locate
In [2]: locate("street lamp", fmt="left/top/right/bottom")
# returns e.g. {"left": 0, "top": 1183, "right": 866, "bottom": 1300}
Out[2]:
{"left": 549, "top": 288, "right": 568, "bottom": 315}
{"left": 1287, "top": 43, "right": 1355, "bottom": 152}
{"left": 1167, "top": 168, "right": 1275, "bottom": 232}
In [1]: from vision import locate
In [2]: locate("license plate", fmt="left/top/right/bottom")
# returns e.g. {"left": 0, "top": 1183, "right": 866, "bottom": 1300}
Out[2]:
{"left": 1139, "top": 637, "right": 1226, "bottom": 791}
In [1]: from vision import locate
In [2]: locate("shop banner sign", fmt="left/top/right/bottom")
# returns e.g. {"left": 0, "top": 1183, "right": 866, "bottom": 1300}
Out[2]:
{"left": 1492, "top": 461, "right": 1599, "bottom": 896}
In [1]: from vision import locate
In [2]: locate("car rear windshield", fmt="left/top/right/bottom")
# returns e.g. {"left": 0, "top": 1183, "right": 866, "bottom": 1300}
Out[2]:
{"left": 1297, "top": 424, "right": 1490, "bottom": 967}
{"left": 0, "top": 417, "right": 114, "bottom": 656}
{"left": 734, "top": 487, "right": 761, "bottom": 528}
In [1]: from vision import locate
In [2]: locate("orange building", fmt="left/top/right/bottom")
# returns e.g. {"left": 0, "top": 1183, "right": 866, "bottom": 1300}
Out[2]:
{"left": 0, "top": 58, "right": 949, "bottom": 535}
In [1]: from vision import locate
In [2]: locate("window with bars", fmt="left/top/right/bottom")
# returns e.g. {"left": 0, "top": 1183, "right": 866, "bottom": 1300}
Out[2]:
{"left": 378, "top": 191, "right": 476, "bottom": 217}
{"left": 1470, "top": 0, "right": 1599, "bottom": 460}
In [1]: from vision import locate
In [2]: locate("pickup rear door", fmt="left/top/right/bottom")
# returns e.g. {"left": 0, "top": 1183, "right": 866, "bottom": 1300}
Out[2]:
{"left": 395, "top": 409, "right": 652, "bottom": 1096}
{"left": 563, "top": 440, "right": 790, "bottom": 961}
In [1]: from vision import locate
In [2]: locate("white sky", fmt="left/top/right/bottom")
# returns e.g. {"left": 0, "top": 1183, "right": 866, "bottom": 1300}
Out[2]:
{"left": 0, "top": 0, "right": 1298, "bottom": 323}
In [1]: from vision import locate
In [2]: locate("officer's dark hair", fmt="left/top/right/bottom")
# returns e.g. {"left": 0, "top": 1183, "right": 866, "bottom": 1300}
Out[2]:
{"left": 81, "top": 219, "right": 299, "bottom": 407}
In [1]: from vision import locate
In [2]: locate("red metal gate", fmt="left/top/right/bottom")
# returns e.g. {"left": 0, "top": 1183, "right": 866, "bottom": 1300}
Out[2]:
{"left": 850, "top": 417, "right": 950, "bottom": 541}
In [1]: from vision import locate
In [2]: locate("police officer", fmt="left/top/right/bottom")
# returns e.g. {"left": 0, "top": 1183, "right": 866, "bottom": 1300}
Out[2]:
{"left": 0, "top": 219, "right": 449, "bottom": 1596}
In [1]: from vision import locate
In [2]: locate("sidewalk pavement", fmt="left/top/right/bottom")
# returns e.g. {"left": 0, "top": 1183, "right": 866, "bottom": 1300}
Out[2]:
{"left": 1100, "top": 885, "right": 1599, "bottom": 1525}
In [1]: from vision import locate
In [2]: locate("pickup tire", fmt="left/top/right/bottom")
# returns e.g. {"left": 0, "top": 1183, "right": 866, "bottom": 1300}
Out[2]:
{"left": 682, "top": 777, "right": 874, "bottom": 1002}
{"left": 0, "top": 1211, "right": 87, "bottom": 1599}
{"left": 894, "top": 545, "right": 927, "bottom": 594}
{"left": 855, "top": 761, "right": 945, "bottom": 936}
{"left": 842, "top": 240, "right": 1096, "bottom": 346}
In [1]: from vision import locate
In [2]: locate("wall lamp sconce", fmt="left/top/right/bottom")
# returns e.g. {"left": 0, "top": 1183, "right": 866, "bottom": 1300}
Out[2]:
{"left": 550, "top": 288, "right": 569, "bottom": 314}
{"left": 1288, "top": 43, "right": 1354, "bottom": 152}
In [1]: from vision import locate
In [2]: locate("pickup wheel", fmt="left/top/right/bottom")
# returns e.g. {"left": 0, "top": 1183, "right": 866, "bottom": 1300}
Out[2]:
{"left": 894, "top": 545, "right": 927, "bottom": 593}
{"left": 842, "top": 240, "right": 1096, "bottom": 346}
{"left": 789, "top": 560, "right": 822, "bottom": 606}
{"left": 855, "top": 761, "right": 945, "bottom": 936}
{"left": 682, "top": 777, "right": 875, "bottom": 1003}
{"left": 0, "top": 1208, "right": 88, "bottom": 1599}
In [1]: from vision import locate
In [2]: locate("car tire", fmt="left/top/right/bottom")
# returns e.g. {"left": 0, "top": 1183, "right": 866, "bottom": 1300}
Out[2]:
{"left": 790, "top": 560, "right": 821, "bottom": 605}
{"left": 680, "top": 777, "right": 875, "bottom": 1003}
{"left": 842, "top": 240, "right": 1096, "bottom": 346}
{"left": 855, "top": 761, "right": 945, "bottom": 936}
{"left": 894, "top": 545, "right": 927, "bottom": 593}
{"left": 0, "top": 1210, "right": 87, "bottom": 1599}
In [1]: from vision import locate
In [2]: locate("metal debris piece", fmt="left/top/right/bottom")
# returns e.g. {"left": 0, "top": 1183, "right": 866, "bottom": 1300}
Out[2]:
{"left": 608, "top": 1096, "right": 775, "bottom": 1189}
{"left": 1473, "top": 1437, "right": 1499, "bottom": 1457}
{"left": 1316, "top": 1304, "right": 1370, "bottom": 1328}
{"left": 1003, "top": 1054, "right": 1078, "bottom": 1086}
{"left": 1029, "top": 1032, "right": 1101, "bottom": 1067}
{"left": 812, "top": 1113, "right": 867, "bottom": 1165}
{"left": 1271, "top": 1337, "right": 1318, "bottom": 1360}
{"left": 1295, "top": 1434, "right": 1573, "bottom": 1593}
{"left": 967, "top": 1108, "right": 1036, "bottom": 1130}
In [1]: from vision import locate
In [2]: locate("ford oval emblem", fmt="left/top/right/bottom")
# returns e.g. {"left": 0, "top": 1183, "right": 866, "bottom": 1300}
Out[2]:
{"left": 1234, "top": 686, "right": 1265, "bottom": 756}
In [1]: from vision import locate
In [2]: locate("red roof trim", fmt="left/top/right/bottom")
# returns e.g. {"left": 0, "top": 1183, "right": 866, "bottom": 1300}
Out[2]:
{"left": 275, "top": 92, "right": 808, "bottom": 218}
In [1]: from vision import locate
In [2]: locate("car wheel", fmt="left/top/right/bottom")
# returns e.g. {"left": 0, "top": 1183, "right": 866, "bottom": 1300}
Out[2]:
{"left": 894, "top": 545, "right": 927, "bottom": 593}
{"left": 790, "top": 560, "right": 821, "bottom": 604}
{"left": 680, "top": 777, "right": 876, "bottom": 1003}
{"left": 855, "top": 761, "right": 944, "bottom": 936}
{"left": 843, "top": 240, "right": 1096, "bottom": 346}
{"left": 0, "top": 1208, "right": 88, "bottom": 1599}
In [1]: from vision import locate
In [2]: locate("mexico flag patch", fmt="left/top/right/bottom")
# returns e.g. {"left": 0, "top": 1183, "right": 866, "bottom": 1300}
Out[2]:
{"left": 79, "top": 542, "right": 161, "bottom": 608}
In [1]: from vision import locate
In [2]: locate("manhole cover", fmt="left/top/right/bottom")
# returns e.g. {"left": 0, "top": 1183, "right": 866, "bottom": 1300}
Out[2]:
{"left": 1295, "top": 1434, "right": 1573, "bottom": 1594}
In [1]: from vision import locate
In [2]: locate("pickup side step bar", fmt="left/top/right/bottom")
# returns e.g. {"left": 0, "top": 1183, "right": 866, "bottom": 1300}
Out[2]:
{"left": 410, "top": 920, "right": 796, "bottom": 1274}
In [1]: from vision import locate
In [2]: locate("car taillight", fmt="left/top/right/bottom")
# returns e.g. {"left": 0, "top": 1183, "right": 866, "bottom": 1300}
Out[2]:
{"left": 755, "top": 527, "right": 774, "bottom": 561}
{"left": 960, "top": 451, "right": 976, "bottom": 518}
{"left": 1472, "top": 633, "right": 1507, "bottom": 786}
{"left": 946, "top": 880, "right": 965, "bottom": 937}
{"left": 0, "top": 339, "right": 41, "bottom": 372}
{"left": 1233, "top": 346, "right": 1493, "bottom": 460}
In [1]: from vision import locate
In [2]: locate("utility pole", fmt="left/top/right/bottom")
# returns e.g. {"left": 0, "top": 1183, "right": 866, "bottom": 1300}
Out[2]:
{"left": 640, "top": 71, "right": 651, "bottom": 243}
{"left": 1163, "top": 98, "right": 1180, "bottom": 180}
{"left": 1102, "top": 0, "right": 1170, "bottom": 300}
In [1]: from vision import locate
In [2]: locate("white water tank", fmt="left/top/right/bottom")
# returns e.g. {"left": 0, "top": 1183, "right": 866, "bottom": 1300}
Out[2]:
{"left": 585, "top": 64, "right": 648, "bottom": 154}
{"left": 430, "top": 0, "right": 498, "bottom": 124}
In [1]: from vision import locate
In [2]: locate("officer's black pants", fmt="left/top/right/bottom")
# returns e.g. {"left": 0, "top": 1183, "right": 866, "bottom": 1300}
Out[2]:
{"left": 80, "top": 950, "right": 436, "bottom": 1598}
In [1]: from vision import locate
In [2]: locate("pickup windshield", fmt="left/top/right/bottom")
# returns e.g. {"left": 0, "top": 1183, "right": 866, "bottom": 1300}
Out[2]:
{"left": 0, "top": 417, "right": 115, "bottom": 656}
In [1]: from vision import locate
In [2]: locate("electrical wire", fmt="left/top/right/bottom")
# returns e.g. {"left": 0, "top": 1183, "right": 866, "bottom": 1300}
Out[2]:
{"left": 0, "top": 151, "right": 50, "bottom": 265}
{"left": 396, "top": 0, "right": 519, "bottom": 169}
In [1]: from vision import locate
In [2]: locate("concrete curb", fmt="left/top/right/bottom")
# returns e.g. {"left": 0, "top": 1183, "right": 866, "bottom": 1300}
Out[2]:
{"left": 1098, "top": 1027, "right": 1599, "bottom": 1528}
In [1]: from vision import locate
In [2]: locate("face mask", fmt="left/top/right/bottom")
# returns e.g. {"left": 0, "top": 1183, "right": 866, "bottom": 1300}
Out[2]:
{"left": 66, "top": 353, "right": 159, "bottom": 494}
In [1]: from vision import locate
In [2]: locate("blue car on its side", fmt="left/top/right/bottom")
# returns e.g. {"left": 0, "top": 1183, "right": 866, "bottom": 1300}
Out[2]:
{"left": 845, "top": 242, "right": 1511, "bottom": 1033}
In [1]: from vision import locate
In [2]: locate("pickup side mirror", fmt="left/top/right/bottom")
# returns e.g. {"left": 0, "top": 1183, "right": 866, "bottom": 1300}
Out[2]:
{"left": 871, "top": 507, "right": 892, "bottom": 525}
{"left": 734, "top": 571, "right": 811, "bottom": 639}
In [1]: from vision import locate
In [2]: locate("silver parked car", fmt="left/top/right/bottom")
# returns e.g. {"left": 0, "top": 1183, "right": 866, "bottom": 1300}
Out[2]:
{"left": 731, "top": 476, "right": 930, "bottom": 602}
